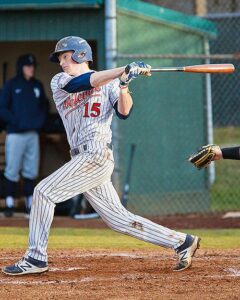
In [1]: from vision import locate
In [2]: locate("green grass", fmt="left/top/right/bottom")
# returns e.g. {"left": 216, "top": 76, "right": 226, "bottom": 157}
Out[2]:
{"left": 0, "top": 227, "right": 240, "bottom": 249}
{"left": 211, "top": 126, "right": 240, "bottom": 211}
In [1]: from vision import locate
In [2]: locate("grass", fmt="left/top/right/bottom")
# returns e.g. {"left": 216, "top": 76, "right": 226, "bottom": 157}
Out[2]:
{"left": 211, "top": 126, "right": 240, "bottom": 211}
{"left": 0, "top": 227, "right": 240, "bottom": 249}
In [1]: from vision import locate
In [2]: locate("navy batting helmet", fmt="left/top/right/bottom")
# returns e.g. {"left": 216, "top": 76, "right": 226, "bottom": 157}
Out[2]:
{"left": 49, "top": 36, "right": 93, "bottom": 64}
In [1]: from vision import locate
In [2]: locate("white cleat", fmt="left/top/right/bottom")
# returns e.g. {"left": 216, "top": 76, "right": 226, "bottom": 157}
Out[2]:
{"left": 2, "top": 257, "right": 48, "bottom": 276}
{"left": 174, "top": 235, "right": 201, "bottom": 271}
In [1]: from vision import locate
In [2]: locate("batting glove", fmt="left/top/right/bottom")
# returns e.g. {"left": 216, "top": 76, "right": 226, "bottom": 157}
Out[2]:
{"left": 120, "top": 61, "right": 151, "bottom": 87}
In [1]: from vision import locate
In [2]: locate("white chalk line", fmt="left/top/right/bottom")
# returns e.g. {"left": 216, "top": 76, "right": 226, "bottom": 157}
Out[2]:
{"left": 50, "top": 267, "right": 86, "bottom": 272}
{"left": 0, "top": 272, "right": 239, "bottom": 286}
{"left": 0, "top": 253, "right": 239, "bottom": 282}
{"left": 0, "top": 253, "right": 148, "bottom": 261}
{"left": 0, "top": 277, "right": 94, "bottom": 285}
{"left": 0, "top": 254, "right": 239, "bottom": 264}
{"left": 225, "top": 268, "right": 240, "bottom": 277}
{"left": 0, "top": 253, "right": 239, "bottom": 264}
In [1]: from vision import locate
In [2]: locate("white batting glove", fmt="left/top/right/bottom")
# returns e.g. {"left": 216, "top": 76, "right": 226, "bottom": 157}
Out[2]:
{"left": 120, "top": 61, "right": 151, "bottom": 87}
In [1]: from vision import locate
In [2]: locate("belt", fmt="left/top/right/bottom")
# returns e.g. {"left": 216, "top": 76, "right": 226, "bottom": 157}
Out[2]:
{"left": 70, "top": 142, "right": 112, "bottom": 157}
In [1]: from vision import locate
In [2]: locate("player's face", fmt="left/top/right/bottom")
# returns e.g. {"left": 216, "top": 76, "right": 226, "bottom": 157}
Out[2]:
{"left": 58, "top": 51, "right": 78, "bottom": 75}
{"left": 23, "top": 65, "right": 35, "bottom": 80}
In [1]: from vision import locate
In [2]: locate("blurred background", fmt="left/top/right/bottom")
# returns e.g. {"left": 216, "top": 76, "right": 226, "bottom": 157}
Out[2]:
{"left": 0, "top": 0, "right": 239, "bottom": 216}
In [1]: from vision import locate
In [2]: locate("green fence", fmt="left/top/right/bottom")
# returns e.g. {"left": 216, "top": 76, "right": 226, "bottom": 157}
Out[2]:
{"left": 114, "top": 0, "right": 240, "bottom": 215}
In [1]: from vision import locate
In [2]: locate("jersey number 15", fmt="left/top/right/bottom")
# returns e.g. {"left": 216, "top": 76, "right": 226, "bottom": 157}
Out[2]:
{"left": 83, "top": 102, "right": 101, "bottom": 118}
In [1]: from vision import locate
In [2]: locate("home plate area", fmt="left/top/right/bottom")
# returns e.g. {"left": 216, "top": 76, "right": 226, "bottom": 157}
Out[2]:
{"left": 0, "top": 249, "right": 239, "bottom": 299}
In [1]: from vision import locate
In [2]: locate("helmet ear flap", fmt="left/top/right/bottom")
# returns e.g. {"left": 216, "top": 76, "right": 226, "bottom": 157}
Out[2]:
{"left": 72, "top": 50, "right": 87, "bottom": 63}
{"left": 50, "top": 36, "right": 93, "bottom": 64}
{"left": 78, "top": 51, "right": 87, "bottom": 59}
{"left": 72, "top": 48, "right": 93, "bottom": 65}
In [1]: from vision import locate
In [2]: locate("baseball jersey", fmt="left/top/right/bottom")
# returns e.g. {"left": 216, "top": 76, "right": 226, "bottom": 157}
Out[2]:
{"left": 51, "top": 72, "right": 120, "bottom": 149}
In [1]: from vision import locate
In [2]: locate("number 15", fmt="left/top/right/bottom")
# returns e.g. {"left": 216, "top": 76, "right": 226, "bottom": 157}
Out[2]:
{"left": 83, "top": 102, "right": 101, "bottom": 118}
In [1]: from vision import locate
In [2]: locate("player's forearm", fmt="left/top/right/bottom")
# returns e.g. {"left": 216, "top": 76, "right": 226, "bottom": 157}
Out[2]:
{"left": 221, "top": 147, "right": 240, "bottom": 160}
{"left": 117, "top": 90, "right": 133, "bottom": 115}
{"left": 90, "top": 67, "right": 125, "bottom": 87}
{"left": 213, "top": 146, "right": 240, "bottom": 160}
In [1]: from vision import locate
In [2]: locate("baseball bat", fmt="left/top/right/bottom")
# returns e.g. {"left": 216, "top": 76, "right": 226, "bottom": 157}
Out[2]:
{"left": 121, "top": 144, "right": 136, "bottom": 208}
{"left": 151, "top": 64, "right": 235, "bottom": 73}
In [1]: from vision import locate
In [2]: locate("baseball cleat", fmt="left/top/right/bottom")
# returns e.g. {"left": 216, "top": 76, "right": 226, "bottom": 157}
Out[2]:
{"left": 2, "top": 256, "right": 48, "bottom": 276}
{"left": 173, "top": 235, "right": 201, "bottom": 272}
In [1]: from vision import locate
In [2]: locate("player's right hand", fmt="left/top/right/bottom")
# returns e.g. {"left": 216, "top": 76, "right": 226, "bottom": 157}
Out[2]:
{"left": 135, "top": 61, "right": 151, "bottom": 76}
{"left": 120, "top": 61, "right": 151, "bottom": 86}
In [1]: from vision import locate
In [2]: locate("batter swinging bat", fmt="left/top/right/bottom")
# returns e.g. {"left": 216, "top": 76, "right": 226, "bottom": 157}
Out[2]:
{"left": 121, "top": 144, "right": 136, "bottom": 208}
{"left": 151, "top": 64, "right": 235, "bottom": 74}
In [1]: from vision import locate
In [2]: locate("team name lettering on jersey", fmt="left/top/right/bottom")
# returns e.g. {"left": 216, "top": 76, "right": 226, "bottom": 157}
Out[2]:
{"left": 63, "top": 87, "right": 101, "bottom": 118}
{"left": 51, "top": 72, "right": 120, "bottom": 148}
{"left": 63, "top": 87, "right": 101, "bottom": 109}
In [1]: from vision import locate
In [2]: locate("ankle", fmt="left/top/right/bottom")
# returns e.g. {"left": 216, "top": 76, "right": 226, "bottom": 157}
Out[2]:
{"left": 26, "top": 256, "right": 47, "bottom": 267}
{"left": 176, "top": 234, "right": 194, "bottom": 253}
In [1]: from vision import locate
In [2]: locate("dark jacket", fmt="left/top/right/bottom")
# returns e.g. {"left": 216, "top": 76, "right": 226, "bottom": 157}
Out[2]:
{"left": 0, "top": 61, "right": 48, "bottom": 133}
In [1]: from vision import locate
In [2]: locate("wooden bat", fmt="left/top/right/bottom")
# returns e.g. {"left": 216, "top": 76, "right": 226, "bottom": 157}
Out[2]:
{"left": 151, "top": 64, "right": 235, "bottom": 73}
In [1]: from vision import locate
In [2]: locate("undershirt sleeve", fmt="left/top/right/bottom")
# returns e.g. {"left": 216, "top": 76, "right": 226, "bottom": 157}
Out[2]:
{"left": 62, "top": 72, "right": 94, "bottom": 93}
{"left": 221, "top": 147, "right": 240, "bottom": 160}
{"left": 113, "top": 102, "right": 133, "bottom": 120}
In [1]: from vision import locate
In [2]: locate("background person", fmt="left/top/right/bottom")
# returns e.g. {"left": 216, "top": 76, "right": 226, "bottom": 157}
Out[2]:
{"left": 0, "top": 54, "right": 48, "bottom": 217}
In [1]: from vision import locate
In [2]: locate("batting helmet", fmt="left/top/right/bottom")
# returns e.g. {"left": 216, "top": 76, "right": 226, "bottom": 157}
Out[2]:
{"left": 49, "top": 36, "right": 93, "bottom": 64}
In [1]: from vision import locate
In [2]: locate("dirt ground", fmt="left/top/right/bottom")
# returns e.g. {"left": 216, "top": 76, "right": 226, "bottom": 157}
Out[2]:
{"left": 0, "top": 212, "right": 240, "bottom": 229}
{"left": 0, "top": 213, "right": 239, "bottom": 299}
{"left": 0, "top": 249, "right": 239, "bottom": 300}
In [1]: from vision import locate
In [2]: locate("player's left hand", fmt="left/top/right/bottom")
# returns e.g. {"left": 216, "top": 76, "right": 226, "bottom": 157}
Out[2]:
{"left": 188, "top": 144, "right": 221, "bottom": 170}
{"left": 120, "top": 61, "right": 151, "bottom": 86}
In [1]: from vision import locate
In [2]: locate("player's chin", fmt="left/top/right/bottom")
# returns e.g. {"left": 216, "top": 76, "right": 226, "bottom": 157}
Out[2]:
{"left": 62, "top": 67, "right": 71, "bottom": 74}
{"left": 67, "top": 71, "right": 76, "bottom": 76}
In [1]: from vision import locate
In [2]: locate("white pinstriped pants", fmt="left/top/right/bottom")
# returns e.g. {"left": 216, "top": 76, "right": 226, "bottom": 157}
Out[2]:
{"left": 25, "top": 146, "right": 187, "bottom": 262}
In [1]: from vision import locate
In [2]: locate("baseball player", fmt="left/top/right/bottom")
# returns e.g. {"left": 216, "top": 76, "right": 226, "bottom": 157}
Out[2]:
{"left": 3, "top": 36, "right": 200, "bottom": 276}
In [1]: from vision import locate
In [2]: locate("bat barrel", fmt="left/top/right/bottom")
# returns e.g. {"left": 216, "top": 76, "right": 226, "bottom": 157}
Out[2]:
{"left": 184, "top": 64, "right": 235, "bottom": 73}
{"left": 151, "top": 64, "right": 235, "bottom": 73}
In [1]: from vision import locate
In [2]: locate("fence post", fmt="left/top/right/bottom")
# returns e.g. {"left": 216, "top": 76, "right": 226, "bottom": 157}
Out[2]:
{"left": 204, "top": 38, "right": 215, "bottom": 185}
{"left": 105, "top": 0, "right": 121, "bottom": 191}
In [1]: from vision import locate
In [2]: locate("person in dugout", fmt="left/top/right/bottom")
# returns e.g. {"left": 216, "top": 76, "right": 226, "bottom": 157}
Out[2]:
{"left": 0, "top": 54, "right": 48, "bottom": 217}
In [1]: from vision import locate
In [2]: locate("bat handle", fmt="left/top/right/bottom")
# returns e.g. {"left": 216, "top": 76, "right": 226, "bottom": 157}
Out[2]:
{"left": 151, "top": 67, "right": 183, "bottom": 72}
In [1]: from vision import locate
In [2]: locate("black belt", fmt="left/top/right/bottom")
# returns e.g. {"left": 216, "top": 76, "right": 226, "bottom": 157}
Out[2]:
{"left": 70, "top": 143, "right": 112, "bottom": 157}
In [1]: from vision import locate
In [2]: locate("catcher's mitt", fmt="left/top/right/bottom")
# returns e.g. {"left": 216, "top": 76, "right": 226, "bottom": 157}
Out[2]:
{"left": 188, "top": 144, "right": 217, "bottom": 170}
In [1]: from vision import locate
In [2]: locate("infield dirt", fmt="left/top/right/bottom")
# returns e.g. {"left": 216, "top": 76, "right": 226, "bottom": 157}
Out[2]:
{"left": 0, "top": 248, "right": 239, "bottom": 299}
{"left": 0, "top": 214, "right": 239, "bottom": 299}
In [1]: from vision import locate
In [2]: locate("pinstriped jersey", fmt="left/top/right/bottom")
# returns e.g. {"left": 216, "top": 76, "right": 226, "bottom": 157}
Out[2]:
{"left": 50, "top": 72, "right": 120, "bottom": 149}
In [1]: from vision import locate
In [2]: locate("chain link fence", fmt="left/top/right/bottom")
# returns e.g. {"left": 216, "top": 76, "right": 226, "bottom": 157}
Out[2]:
{"left": 116, "top": 0, "right": 240, "bottom": 215}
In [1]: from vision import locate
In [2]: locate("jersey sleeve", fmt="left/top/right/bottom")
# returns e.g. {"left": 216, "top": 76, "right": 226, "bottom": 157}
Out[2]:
{"left": 63, "top": 72, "right": 94, "bottom": 93}
{"left": 50, "top": 72, "right": 73, "bottom": 105}
{"left": 108, "top": 78, "right": 120, "bottom": 106}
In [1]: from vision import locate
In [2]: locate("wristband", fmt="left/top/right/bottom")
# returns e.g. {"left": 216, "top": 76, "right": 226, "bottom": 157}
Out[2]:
{"left": 119, "top": 80, "right": 128, "bottom": 87}
{"left": 120, "top": 86, "right": 129, "bottom": 94}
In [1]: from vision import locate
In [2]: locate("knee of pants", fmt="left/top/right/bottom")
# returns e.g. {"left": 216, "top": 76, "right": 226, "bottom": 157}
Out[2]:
{"left": 33, "top": 181, "right": 49, "bottom": 202}
{"left": 33, "top": 179, "right": 58, "bottom": 207}
{"left": 101, "top": 214, "right": 128, "bottom": 234}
